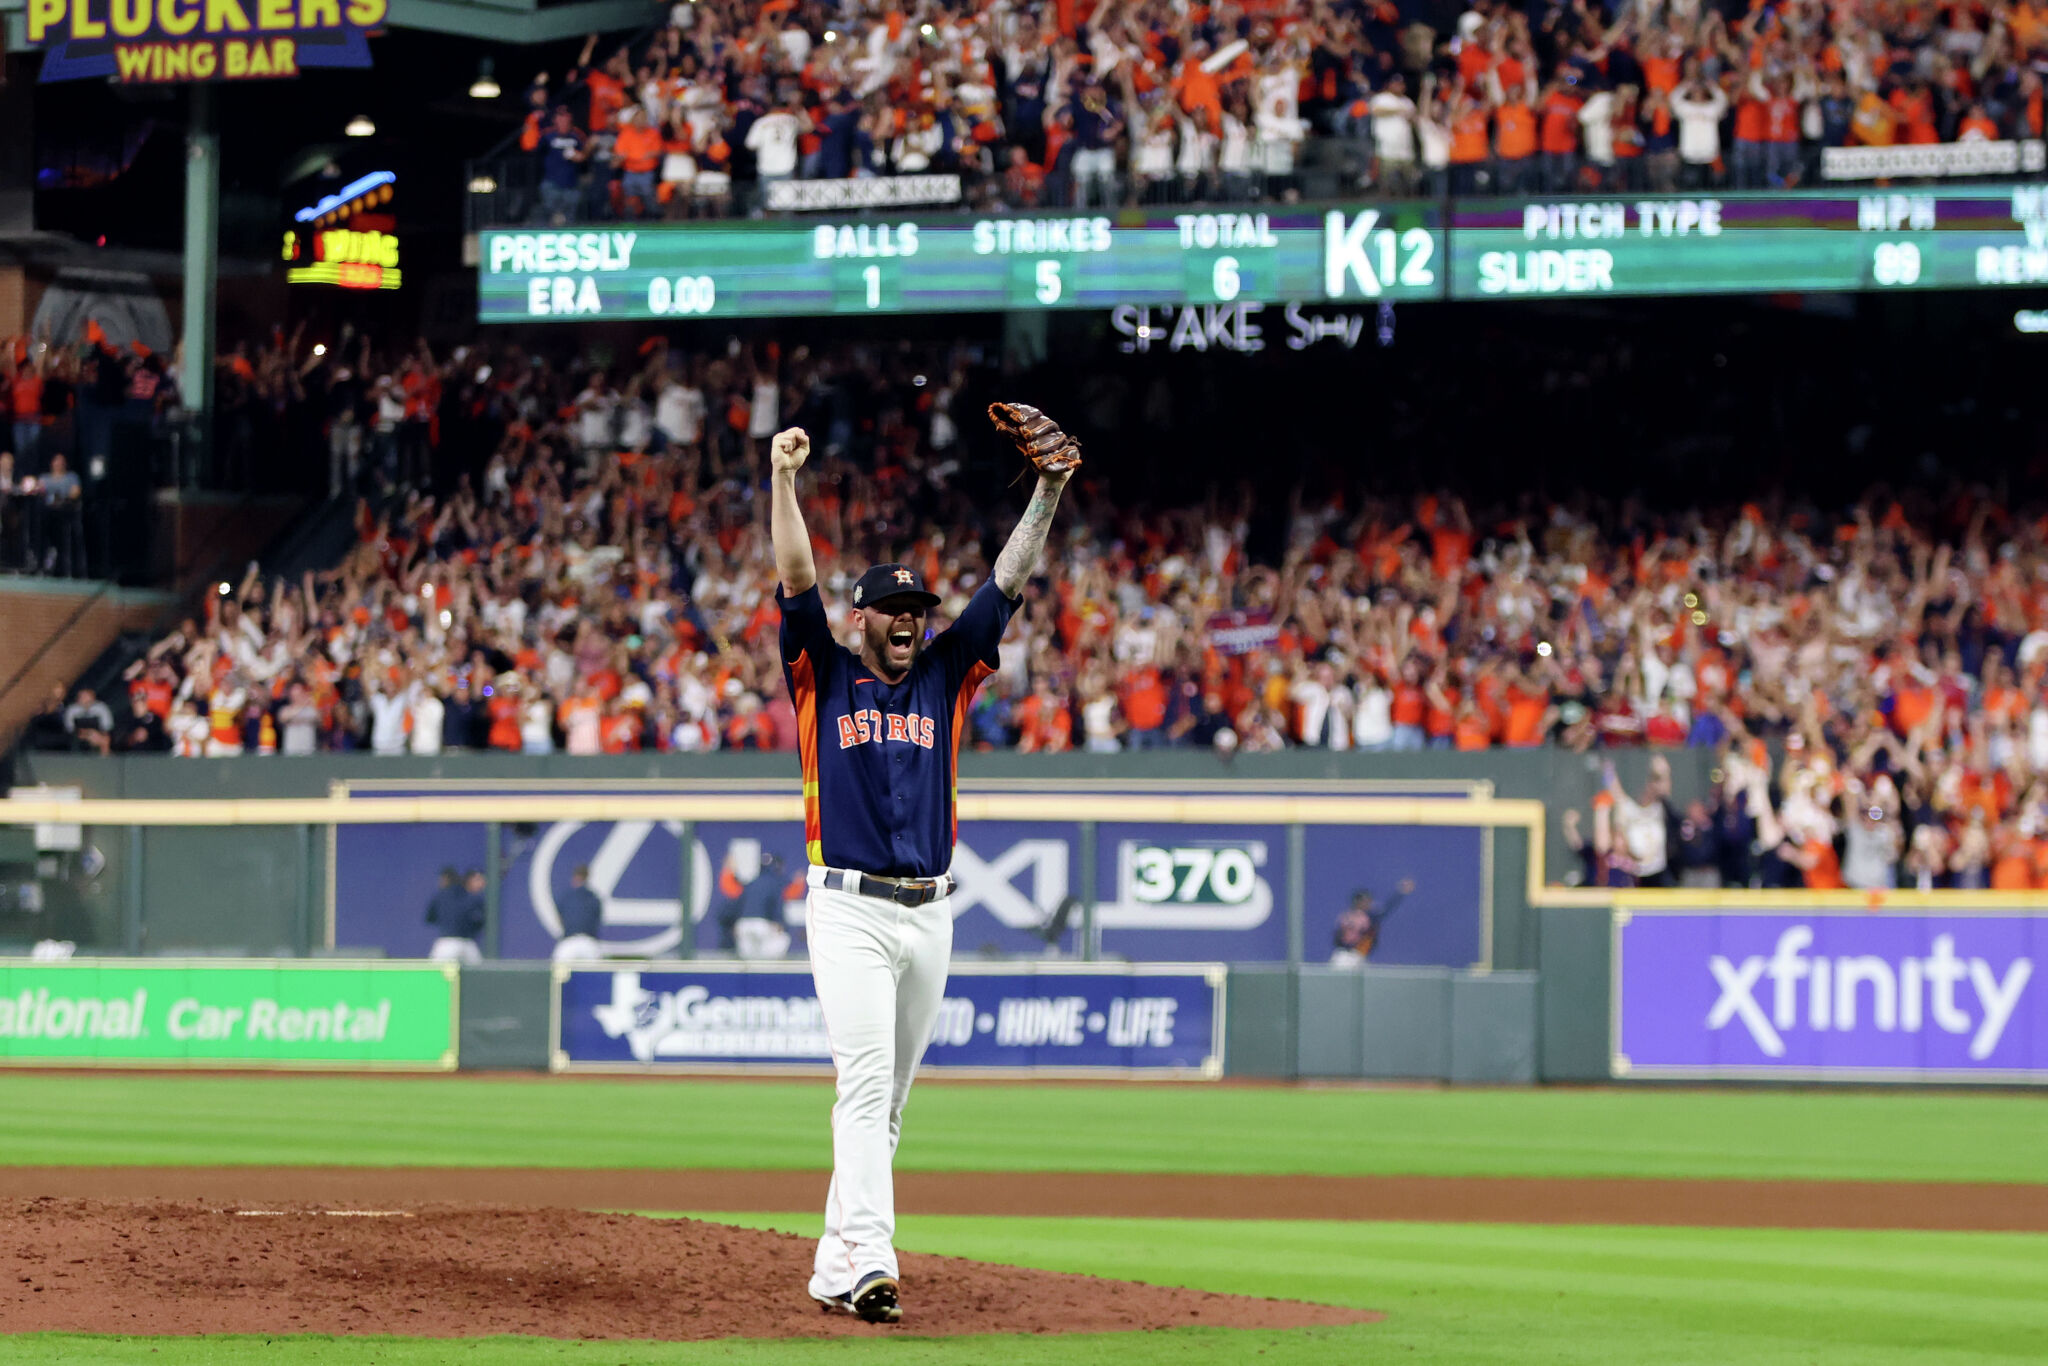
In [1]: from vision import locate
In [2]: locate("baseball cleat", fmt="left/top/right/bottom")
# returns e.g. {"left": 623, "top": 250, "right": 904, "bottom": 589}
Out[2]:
{"left": 811, "top": 1270, "right": 901, "bottom": 1324}
{"left": 851, "top": 1271, "right": 901, "bottom": 1323}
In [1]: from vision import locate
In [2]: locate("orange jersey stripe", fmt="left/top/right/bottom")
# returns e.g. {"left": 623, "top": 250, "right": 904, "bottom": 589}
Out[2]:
{"left": 949, "top": 661, "right": 994, "bottom": 846}
{"left": 790, "top": 653, "right": 823, "bottom": 858}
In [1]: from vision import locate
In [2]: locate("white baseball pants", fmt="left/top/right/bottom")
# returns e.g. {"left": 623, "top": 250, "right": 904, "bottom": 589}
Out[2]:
{"left": 804, "top": 883, "right": 952, "bottom": 1297}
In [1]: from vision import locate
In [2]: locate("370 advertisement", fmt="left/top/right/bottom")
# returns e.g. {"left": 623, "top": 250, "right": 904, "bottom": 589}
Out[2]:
{"left": 554, "top": 963, "right": 1223, "bottom": 1076}
{"left": 332, "top": 808, "right": 1486, "bottom": 966}
{"left": 1613, "top": 906, "right": 2048, "bottom": 1082}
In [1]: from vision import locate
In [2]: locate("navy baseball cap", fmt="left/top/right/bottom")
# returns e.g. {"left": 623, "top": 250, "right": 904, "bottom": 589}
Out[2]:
{"left": 851, "top": 562, "right": 940, "bottom": 611}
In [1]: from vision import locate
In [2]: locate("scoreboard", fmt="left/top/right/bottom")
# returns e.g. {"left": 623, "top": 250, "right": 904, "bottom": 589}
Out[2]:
{"left": 477, "top": 204, "right": 1444, "bottom": 321}
{"left": 1449, "top": 184, "right": 2048, "bottom": 297}
{"left": 475, "top": 185, "right": 2048, "bottom": 322}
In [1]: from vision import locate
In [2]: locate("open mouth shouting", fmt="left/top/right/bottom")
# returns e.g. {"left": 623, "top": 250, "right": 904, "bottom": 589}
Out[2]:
{"left": 861, "top": 596, "right": 929, "bottom": 677}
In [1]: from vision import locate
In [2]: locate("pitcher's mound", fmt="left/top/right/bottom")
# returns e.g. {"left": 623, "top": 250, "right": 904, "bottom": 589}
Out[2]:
{"left": 2, "top": 1199, "right": 1379, "bottom": 1341}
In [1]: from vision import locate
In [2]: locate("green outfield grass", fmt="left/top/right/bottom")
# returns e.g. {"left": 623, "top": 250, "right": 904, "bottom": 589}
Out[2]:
{"left": 2, "top": 1074, "right": 2046, "bottom": 1182}
{"left": 8, "top": 1214, "right": 2046, "bottom": 1365}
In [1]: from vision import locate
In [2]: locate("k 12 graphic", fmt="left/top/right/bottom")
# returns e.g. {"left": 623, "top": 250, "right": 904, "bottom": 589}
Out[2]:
{"left": 554, "top": 965, "right": 1223, "bottom": 1074}
{"left": 1615, "top": 910, "right": 2047, "bottom": 1080}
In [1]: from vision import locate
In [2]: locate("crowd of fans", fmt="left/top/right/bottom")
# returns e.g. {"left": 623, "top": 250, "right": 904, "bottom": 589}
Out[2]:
{"left": 1, "top": 334, "right": 176, "bottom": 576}
{"left": 28, "top": 316, "right": 2035, "bottom": 804}
{"left": 506, "top": 0, "right": 2048, "bottom": 223}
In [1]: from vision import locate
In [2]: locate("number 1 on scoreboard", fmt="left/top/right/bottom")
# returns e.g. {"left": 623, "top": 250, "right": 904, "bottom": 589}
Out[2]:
{"left": 863, "top": 265, "right": 882, "bottom": 309}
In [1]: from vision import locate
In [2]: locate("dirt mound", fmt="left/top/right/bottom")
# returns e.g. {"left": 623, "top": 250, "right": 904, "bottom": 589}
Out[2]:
{"left": 0, "top": 1199, "right": 1377, "bottom": 1341}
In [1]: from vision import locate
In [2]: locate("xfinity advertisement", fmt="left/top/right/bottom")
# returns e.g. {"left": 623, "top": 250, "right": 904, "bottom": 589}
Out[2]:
{"left": 1614, "top": 909, "right": 2046, "bottom": 1081}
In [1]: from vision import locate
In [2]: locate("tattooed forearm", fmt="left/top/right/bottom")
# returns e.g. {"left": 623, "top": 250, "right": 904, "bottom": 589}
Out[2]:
{"left": 993, "top": 475, "right": 1068, "bottom": 597}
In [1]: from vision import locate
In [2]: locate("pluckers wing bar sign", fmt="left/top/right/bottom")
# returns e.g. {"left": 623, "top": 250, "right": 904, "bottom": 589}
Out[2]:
{"left": 29, "top": 0, "right": 384, "bottom": 84}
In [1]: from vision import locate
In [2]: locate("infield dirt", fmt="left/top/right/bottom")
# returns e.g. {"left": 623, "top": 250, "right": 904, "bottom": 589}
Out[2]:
{"left": 0, "top": 1199, "right": 1378, "bottom": 1340}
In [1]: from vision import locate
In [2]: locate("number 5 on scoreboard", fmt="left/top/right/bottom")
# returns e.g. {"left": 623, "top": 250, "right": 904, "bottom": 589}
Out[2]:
{"left": 1035, "top": 259, "right": 1062, "bottom": 305}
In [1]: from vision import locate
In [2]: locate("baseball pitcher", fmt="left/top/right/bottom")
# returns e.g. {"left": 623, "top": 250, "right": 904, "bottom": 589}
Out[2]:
{"left": 770, "top": 404, "right": 1078, "bottom": 1324}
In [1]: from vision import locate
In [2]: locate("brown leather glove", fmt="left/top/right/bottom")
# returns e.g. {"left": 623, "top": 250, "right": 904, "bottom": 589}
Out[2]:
{"left": 988, "top": 401, "right": 1082, "bottom": 476}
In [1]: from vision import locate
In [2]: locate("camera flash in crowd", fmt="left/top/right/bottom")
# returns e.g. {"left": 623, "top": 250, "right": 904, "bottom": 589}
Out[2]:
{"left": 1536, "top": 642, "right": 1552, "bottom": 657}
{"left": 217, "top": 582, "right": 230, "bottom": 596}
{"left": 312, "top": 344, "right": 327, "bottom": 357}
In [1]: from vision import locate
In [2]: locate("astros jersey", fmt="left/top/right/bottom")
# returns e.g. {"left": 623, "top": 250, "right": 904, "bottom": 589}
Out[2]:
{"left": 779, "top": 580, "right": 1018, "bottom": 877}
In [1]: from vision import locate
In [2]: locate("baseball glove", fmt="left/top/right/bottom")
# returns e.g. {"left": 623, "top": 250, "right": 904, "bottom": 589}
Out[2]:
{"left": 988, "top": 401, "right": 1083, "bottom": 475}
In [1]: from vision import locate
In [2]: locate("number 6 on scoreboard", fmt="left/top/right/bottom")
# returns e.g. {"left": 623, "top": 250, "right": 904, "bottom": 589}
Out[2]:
{"left": 1035, "top": 259, "right": 1062, "bottom": 305}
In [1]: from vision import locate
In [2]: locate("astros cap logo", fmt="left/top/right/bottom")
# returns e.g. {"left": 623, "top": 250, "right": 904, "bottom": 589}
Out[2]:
{"left": 893, "top": 568, "right": 914, "bottom": 584}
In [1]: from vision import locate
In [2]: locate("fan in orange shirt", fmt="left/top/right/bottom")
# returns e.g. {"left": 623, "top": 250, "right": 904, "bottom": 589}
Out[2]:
{"left": 1016, "top": 680, "right": 1073, "bottom": 753}
{"left": 1493, "top": 86, "right": 1539, "bottom": 193}
{"left": 1447, "top": 92, "right": 1492, "bottom": 194}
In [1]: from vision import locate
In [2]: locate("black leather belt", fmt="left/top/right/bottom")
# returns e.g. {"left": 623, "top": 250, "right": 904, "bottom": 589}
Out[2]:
{"left": 807, "top": 865, "right": 956, "bottom": 907}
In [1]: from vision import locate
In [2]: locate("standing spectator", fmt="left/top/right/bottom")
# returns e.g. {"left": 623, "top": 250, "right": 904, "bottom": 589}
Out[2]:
{"left": 613, "top": 107, "right": 664, "bottom": 218}
{"left": 1641, "top": 87, "right": 1679, "bottom": 191}
{"left": 1537, "top": 76, "right": 1583, "bottom": 191}
{"left": 745, "top": 95, "right": 803, "bottom": 186}
{"left": 1492, "top": 76, "right": 1538, "bottom": 192}
{"left": 1066, "top": 79, "right": 1123, "bottom": 207}
{"left": 366, "top": 672, "right": 410, "bottom": 756}
{"left": 1605, "top": 757, "right": 1673, "bottom": 888}
{"left": 8, "top": 348, "right": 44, "bottom": 472}
{"left": 409, "top": 681, "right": 445, "bottom": 756}
{"left": 1579, "top": 82, "right": 1617, "bottom": 189}
{"left": 61, "top": 688, "right": 114, "bottom": 755}
{"left": 1448, "top": 89, "right": 1491, "bottom": 194}
{"left": 1368, "top": 74, "right": 1419, "bottom": 195}
{"left": 535, "top": 107, "right": 588, "bottom": 226}
{"left": 39, "top": 453, "right": 82, "bottom": 577}
{"left": 1672, "top": 74, "right": 1729, "bottom": 189}
{"left": 278, "top": 682, "right": 321, "bottom": 756}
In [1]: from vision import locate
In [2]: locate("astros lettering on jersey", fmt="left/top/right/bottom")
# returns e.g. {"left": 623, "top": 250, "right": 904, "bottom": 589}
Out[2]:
{"left": 778, "top": 579, "right": 1018, "bottom": 876}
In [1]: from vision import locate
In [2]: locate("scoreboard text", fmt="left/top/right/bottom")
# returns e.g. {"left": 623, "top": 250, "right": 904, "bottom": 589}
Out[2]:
{"left": 476, "top": 185, "right": 2048, "bottom": 323}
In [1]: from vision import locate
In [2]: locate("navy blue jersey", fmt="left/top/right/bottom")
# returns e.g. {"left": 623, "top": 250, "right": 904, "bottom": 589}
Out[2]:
{"left": 779, "top": 580, "right": 1019, "bottom": 876}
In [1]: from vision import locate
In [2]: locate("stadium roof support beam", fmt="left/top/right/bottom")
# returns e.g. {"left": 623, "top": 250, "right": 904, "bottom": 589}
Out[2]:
{"left": 381, "top": 0, "right": 657, "bottom": 44}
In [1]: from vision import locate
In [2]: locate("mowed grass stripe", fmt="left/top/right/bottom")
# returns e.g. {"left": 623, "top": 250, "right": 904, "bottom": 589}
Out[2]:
{"left": 2, "top": 1329, "right": 1379, "bottom": 1366}
{"left": 2, "top": 1075, "right": 2046, "bottom": 1184}
{"left": 710, "top": 1212, "right": 2048, "bottom": 1365}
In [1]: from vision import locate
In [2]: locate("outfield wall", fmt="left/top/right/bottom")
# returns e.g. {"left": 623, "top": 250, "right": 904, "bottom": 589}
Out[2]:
{"left": 11, "top": 748, "right": 1705, "bottom": 967}
{"left": 12, "top": 752, "right": 2043, "bottom": 1087}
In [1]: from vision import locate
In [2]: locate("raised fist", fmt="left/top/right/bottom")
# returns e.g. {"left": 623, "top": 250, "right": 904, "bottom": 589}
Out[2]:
{"left": 770, "top": 427, "right": 811, "bottom": 474}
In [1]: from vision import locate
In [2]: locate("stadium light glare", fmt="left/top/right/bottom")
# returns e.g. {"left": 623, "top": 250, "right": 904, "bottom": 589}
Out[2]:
{"left": 345, "top": 114, "right": 375, "bottom": 138}
{"left": 469, "top": 59, "right": 500, "bottom": 100}
{"left": 467, "top": 175, "right": 499, "bottom": 194}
